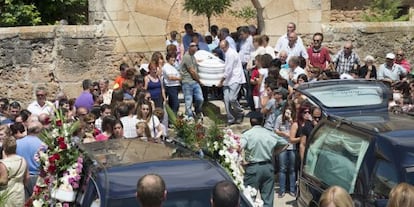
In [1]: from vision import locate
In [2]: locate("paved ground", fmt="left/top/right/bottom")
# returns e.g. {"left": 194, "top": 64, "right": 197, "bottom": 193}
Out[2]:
{"left": 176, "top": 98, "right": 297, "bottom": 206}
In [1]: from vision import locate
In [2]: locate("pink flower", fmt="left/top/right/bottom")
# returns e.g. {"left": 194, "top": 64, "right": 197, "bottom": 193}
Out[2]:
{"left": 63, "top": 203, "right": 70, "bottom": 207}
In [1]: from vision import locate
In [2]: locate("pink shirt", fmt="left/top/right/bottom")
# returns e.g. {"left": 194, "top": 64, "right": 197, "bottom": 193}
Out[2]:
{"left": 95, "top": 133, "right": 109, "bottom": 142}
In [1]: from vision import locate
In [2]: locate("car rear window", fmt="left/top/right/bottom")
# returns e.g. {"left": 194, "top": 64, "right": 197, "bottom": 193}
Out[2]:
{"left": 305, "top": 85, "right": 384, "bottom": 108}
{"left": 303, "top": 124, "right": 370, "bottom": 193}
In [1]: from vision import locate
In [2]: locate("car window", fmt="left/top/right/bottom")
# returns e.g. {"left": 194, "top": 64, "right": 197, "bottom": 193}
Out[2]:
{"left": 304, "top": 84, "right": 384, "bottom": 108}
{"left": 406, "top": 167, "right": 414, "bottom": 186}
{"left": 372, "top": 161, "right": 399, "bottom": 198}
{"left": 303, "top": 124, "right": 369, "bottom": 193}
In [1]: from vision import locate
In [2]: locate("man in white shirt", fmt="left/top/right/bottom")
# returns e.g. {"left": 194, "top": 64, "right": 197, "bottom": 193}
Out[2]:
{"left": 27, "top": 86, "right": 54, "bottom": 116}
{"left": 377, "top": 53, "right": 407, "bottom": 83}
{"left": 238, "top": 26, "right": 255, "bottom": 111}
{"left": 277, "top": 32, "right": 308, "bottom": 65}
{"left": 218, "top": 40, "right": 246, "bottom": 125}
{"left": 274, "top": 22, "right": 304, "bottom": 56}
{"left": 288, "top": 56, "right": 306, "bottom": 83}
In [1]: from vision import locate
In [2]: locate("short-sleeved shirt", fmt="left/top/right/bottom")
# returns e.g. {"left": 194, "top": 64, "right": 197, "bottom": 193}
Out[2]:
{"left": 241, "top": 125, "right": 288, "bottom": 163}
{"left": 307, "top": 47, "right": 331, "bottom": 70}
{"left": 274, "top": 114, "right": 295, "bottom": 150}
{"left": 179, "top": 52, "right": 198, "bottom": 84}
{"left": 377, "top": 63, "right": 406, "bottom": 81}
{"left": 333, "top": 50, "right": 361, "bottom": 74}
{"left": 16, "top": 135, "right": 43, "bottom": 175}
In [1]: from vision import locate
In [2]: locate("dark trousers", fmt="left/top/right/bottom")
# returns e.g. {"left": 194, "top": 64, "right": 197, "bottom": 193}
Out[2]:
{"left": 242, "top": 64, "right": 255, "bottom": 111}
{"left": 165, "top": 86, "right": 180, "bottom": 114}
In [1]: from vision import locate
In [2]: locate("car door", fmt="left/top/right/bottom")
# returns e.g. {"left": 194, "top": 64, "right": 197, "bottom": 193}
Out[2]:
{"left": 296, "top": 80, "right": 389, "bottom": 116}
{"left": 298, "top": 120, "right": 371, "bottom": 207}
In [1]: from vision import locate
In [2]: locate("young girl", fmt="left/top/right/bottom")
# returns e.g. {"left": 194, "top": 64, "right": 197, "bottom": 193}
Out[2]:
{"left": 95, "top": 115, "right": 116, "bottom": 142}
{"left": 136, "top": 121, "right": 151, "bottom": 141}
{"left": 250, "top": 55, "right": 261, "bottom": 111}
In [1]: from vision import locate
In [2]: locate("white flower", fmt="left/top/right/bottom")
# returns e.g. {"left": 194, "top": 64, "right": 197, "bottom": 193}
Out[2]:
{"left": 218, "top": 150, "right": 225, "bottom": 156}
{"left": 33, "top": 199, "right": 44, "bottom": 207}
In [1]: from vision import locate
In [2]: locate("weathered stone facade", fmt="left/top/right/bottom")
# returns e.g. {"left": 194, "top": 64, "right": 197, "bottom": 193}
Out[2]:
{"left": 0, "top": 26, "right": 121, "bottom": 104}
{"left": 0, "top": 0, "right": 414, "bottom": 106}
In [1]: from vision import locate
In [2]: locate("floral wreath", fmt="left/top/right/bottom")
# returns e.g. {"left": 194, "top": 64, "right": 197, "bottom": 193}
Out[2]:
{"left": 25, "top": 110, "right": 84, "bottom": 207}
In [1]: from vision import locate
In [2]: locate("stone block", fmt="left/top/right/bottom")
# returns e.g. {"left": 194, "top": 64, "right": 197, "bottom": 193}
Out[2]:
{"left": 307, "top": 10, "right": 322, "bottom": 22}
{"left": 298, "top": 22, "right": 322, "bottom": 34}
{"left": 0, "top": 27, "right": 19, "bottom": 40}
{"left": 29, "top": 64, "right": 54, "bottom": 83}
{"left": 102, "top": 0, "right": 124, "bottom": 12}
{"left": 115, "top": 36, "right": 165, "bottom": 53}
{"left": 14, "top": 49, "right": 32, "bottom": 65}
{"left": 321, "top": 10, "right": 331, "bottom": 23}
{"left": 19, "top": 26, "right": 56, "bottom": 40}
{"left": 55, "top": 25, "right": 98, "bottom": 38}
{"left": 263, "top": 0, "right": 295, "bottom": 19}
{"left": 103, "top": 11, "right": 130, "bottom": 21}
{"left": 129, "top": 13, "right": 167, "bottom": 36}
{"left": 293, "top": 0, "right": 312, "bottom": 11}
{"left": 102, "top": 20, "right": 129, "bottom": 37}
{"left": 264, "top": 12, "right": 298, "bottom": 36}
{"left": 124, "top": 0, "right": 137, "bottom": 11}
{"left": 60, "top": 83, "right": 83, "bottom": 99}
{"left": 135, "top": 0, "right": 170, "bottom": 20}
{"left": 7, "top": 82, "right": 34, "bottom": 106}
{"left": 0, "top": 67, "right": 27, "bottom": 84}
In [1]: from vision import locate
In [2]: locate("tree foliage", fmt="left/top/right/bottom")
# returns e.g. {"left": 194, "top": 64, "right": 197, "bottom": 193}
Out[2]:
{"left": 183, "top": 0, "right": 234, "bottom": 30}
{"left": 229, "top": 6, "right": 256, "bottom": 23}
{"left": 362, "top": 0, "right": 408, "bottom": 22}
{"left": 0, "top": 0, "right": 87, "bottom": 27}
{"left": 0, "top": 0, "right": 41, "bottom": 26}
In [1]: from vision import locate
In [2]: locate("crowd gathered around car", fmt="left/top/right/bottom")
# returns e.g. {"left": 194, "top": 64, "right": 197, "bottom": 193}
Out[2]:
{"left": 1, "top": 21, "right": 414, "bottom": 207}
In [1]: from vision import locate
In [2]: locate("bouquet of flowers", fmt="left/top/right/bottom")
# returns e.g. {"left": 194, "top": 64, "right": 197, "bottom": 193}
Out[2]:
{"left": 25, "top": 110, "right": 83, "bottom": 207}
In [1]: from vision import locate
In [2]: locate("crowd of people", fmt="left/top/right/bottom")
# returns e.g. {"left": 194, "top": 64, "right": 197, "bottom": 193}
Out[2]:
{"left": 0, "top": 20, "right": 413, "bottom": 207}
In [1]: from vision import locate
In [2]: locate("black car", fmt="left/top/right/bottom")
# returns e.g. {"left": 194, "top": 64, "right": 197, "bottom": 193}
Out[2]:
{"left": 75, "top": 139, "right": 253, "bottom": 207}
{"left": 295, "top": 80, "right": 414, "bottom": 207}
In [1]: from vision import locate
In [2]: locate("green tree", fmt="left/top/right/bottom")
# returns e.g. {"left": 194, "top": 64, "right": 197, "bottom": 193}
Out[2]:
{"left": 229, "top": 6, "right": 257, "bottom": 23}
{"left": 363, "top": 0, "right": 408, "bottom": 22}
{"left": 34, "top": 0, "right": 88, "bottom": 25}
{"left": 0, "top": 0, "right": 41, "bottom": 26}
{"left": 183, "top": 0, "right": 234, "bottom": 31}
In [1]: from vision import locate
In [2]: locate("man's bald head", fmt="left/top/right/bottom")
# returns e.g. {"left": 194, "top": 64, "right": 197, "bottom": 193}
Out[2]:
{"left": 137, "top": 174, "right": 166, "bottom": 207}
{"left": 211, "top": 180, "right": 240, "bottom": 207}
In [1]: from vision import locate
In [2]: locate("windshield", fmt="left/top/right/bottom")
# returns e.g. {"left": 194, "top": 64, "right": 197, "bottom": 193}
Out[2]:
{"left": 304, "top": 84, "right": 385, "bottom": 108}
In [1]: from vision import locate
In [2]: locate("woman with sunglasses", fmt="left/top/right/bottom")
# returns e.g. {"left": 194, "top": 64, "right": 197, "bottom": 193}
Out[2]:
{"left": 289, "top": 104, "right": 314, "bottom": 162}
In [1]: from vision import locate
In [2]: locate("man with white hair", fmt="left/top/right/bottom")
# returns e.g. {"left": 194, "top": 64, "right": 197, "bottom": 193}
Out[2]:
{"left": 333, "top": 42, "right": 361, "bottom": 74}
{"left": 27, "top": 86, "right": 54, "bottom": 116}
{"left": 377, "top": 53, "right": 406, "bottom": 83}
{"left": 274, "top": 22, "right": 304, "bottom": 56}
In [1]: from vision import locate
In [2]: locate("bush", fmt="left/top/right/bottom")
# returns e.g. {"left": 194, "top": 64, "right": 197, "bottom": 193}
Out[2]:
{"left": 362, "top": 0, "right": 408, "bottom": 22}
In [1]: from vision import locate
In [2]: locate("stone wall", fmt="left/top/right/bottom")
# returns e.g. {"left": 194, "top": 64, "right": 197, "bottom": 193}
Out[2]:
{"left": 0, "top": 25, "right": 122, "bottom": 106}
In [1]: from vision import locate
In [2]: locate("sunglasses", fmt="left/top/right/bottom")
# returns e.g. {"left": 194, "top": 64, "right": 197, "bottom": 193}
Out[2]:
{"left": 344, "top": 47, "right": 351, "bottom": 50}
{"left": 36, "top": 94, "right": 45, "bottom": 97}
{"left": 190, "top": 44, "right": 198, "bottom": 47}
{"left": 304, "top": 111, "right": 310, "bottom": 114}
{"left": 313, "top": 39, "right": 321, "bottom": 42}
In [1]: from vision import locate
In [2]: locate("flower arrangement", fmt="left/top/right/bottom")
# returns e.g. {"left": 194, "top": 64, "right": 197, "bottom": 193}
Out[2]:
{"left": 25, "top": 110, "right": 83, "bottom": 207}
{"left": 166, "top": 106, "right": 263, "bottom": 206}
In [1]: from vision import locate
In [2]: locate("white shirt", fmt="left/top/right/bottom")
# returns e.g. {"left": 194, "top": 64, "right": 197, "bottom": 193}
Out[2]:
{"left": 162, "top": 63, "right": 181, "bottom": 87}
{"left": 264, "top": 46, "right": 276, "bottom": 59}
{"left": 165, "top": 39, "right": 179, "bottom": 47}
{"left": 377, "top": 63, "right": 406, "bottom": 81}
{"left": 274, "top": 33, "right": 304, "bottom": 53}
{"left": 223, "top": 47, "right": 246, "bottom": 86}
{"left": 278, "top": 41, "right": 308, "bottom": 62}
{"left": 258, "top": 68, "right": 269, "bottom": 93}
{"left": 27, "top": 101, "right": 54, "bottom": 116}
{"left": 291, "top": 66, "right": 306, "bottom": 82}
{"left": 225, "top": 36, "right": 237, "bottom": 51}
{"left": 238, "top": 35, "right": 255, "bottom": 63}
{"left": 120, "top": 115, "right": 139, "bottom": 139}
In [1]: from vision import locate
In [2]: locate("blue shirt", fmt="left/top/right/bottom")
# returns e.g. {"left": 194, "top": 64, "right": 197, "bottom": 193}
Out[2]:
{"left": 16, "top": 135, "right": 43, "bottom": 175}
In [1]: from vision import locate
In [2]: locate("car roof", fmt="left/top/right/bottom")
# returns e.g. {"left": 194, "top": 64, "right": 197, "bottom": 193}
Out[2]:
{"left": 296, "top": 79, "right": 390, "bottom": 116}
{"left": 96, "top": 159, "right": 230, "bottom": 200}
